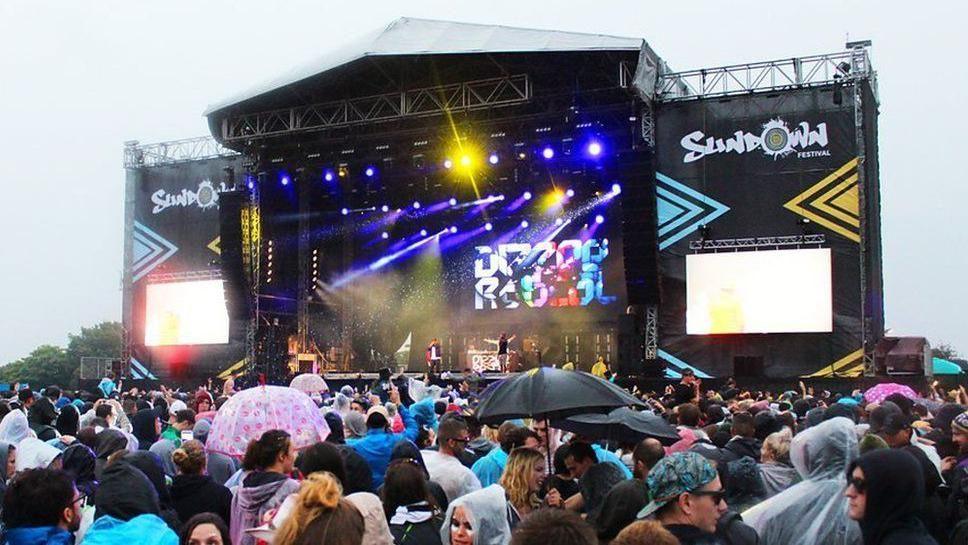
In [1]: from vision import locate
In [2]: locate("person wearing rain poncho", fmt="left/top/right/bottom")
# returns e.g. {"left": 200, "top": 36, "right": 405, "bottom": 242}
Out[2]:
{"left": 440, "top": 484, "right": 511, "bottom": 545}
{"left": 742, "top": 416, "right": 862, "bottom": 545}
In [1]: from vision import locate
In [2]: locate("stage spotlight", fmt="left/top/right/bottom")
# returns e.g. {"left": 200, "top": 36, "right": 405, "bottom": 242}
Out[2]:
{"left": 587, "top": 141, "right": 603, "bottom": 157}
{"left": 420, "top": 229, "right": 428, "bottom": 237}
{"left": 542, "top": 147, "right": 555, "bottom": 160}
{"left": 566, "top": 188, "right": 575, "bottom": 198}
{"left": 324, "top": 170, "right": 335, "bottom": 182}
{"left": 365, "top": 167, "right": 376, "bottom": 177}
{"left": 449, "top": 226, "right": 458, "bottom": 234}
{"left": 449, "top": 198, "right": 458, "bottom": 206}
{"left": 484, "top": 222, "right": 493, "bottom": 231}
{"left": 517, "top": 152, "right": 527, "bottom": 160}
{"left": 595, "top": 215, "right": 605, "bottom": 224}
{"left": 281, "top": 175, "right": 290, "bottom": 186}
{"left": 413, "top": 201, "right": 421, "bottom": 209}
{"left": 381, "top": 232, "right": 389, "bottom": 239}
{"left": 555, "top": 218, "right": 564, "bottom": 226}
{"left": 381, "top": 205, "right": 390, "bottom": 213}
{"left": 460, "top": 154, "right": 472, "bottom": 167}
{"left": 341, "top": 208, "right": 349, "bottom": 216}
{"left": 247, "top": 180, "right": 254, "bottom": 190}
{"left": 444, "top": 159, "right": 453, "bottom": 169}
{"left": 488, "top": 153, "right": 499, "bottom": 165}
{"left": 520, "top": 220, "right": 529, "bottom": 228}
{"left": 338, "top": 166, "right": 348, "bottom": 178}
{"left": 611, "top": 183, "right": 622, "bottom": 195}
{"left": 523, "top": 191, "right": 532, "bottom": 201}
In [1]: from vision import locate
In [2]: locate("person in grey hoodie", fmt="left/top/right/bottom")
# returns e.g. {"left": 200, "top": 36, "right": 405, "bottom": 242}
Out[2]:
{"left": 229, "top": 430, "right": 300, "bottom": 545}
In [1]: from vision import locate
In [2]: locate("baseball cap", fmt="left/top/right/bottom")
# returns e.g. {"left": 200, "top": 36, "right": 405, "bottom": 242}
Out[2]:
{"left": 366, "top": 404, "right": 390, "bottom": 426}
{"left": 637, "top": 451, "right": 718, "bottom": 519}
{"left": 881, "top": 413, "right": 913, "bottom": 435}
{"left": 169, "top": 400, "right": 188, "bottom": 415}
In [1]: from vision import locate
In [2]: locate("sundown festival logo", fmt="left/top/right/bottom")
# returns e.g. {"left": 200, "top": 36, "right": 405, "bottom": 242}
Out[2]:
{"left": 680, "top": 118, "right": 830, "bottom": 163}
{"left": 151, "top": 179, "right": 230, "bottom": 214}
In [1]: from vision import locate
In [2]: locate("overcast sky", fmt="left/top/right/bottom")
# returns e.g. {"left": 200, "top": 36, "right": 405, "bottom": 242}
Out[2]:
{"left": 0, "top": 1, "right": 965, "bottom": 364}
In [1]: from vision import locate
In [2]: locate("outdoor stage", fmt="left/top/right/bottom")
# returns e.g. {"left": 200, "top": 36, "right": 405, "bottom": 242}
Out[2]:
{"left": 121, "top": 19, "right": 888, "bottom": 385}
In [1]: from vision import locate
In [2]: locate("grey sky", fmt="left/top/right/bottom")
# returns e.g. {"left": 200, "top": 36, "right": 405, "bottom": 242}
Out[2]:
{"left": 1, "top": 1, "right": 965, "bottom": 364}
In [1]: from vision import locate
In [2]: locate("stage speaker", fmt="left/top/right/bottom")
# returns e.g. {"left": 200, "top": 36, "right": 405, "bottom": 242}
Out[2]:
{"left": 617, "top": 149, "right": 660, "bottom": 306}
{"left": 616, "top": 314, "right": 643, "bottom": 376}
{"left": 733, "top": 356, "right": 764, "bottom": 377}
{"left": 219, "top": 190, "right": 250, "bottom": 321}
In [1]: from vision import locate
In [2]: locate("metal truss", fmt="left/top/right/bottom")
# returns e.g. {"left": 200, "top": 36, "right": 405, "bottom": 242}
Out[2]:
{"left": 219, "top": 74, "right": 532, "bottom": 143}
{"left": 143, "top": 269, "right": 222, "bottom": 283}
{"left": 124, "top": 136, "right": 238, "bottom": 168}
{"left": 644, "top": 305, "right": 658, "bottom": 361}
{"left": 689, "top": 234, "right": 826, "bottom": 251}
{"left": 639, "top": 103, "right": 655, "bottom": 147}
{"left": 657, "top": 50, "right": 874, "bottom": 102}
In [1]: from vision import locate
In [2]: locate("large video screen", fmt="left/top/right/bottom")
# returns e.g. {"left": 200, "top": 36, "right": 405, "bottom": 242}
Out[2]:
{"left": 144, "top": 279, "right": 230, "bottom": 346}
{"left": 686, "top": 248, "right": 832, "bottom": 334}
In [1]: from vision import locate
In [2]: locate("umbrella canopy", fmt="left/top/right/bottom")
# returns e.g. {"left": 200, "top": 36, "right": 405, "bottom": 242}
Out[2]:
{"left": 933, "top": 357, "right": 964, "bottom": 376}
{"left": 206, "top": 385, "right": 330, "bottom": 456}
{"left": 551, "top": 407, "right": 680, "bottom": 445}
{"left": 474, "top": 367, "right": 646, "bottom": 424}
{"left": 289, "top": 373, "right": 329, "bottom": 394}
{"left": 864, "top": 383, "right": 918, "bottom": 405}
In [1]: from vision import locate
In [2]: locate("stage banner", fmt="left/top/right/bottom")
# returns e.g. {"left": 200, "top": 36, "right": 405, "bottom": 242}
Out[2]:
{"left": 654, "top": 86, "right": 867, "bottom": 378}
{"left": 127, "top": 157, "right": 245, "bottom": 380}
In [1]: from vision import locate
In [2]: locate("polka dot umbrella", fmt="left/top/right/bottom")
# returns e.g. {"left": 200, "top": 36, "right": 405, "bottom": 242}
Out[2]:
{"left": 863, "top": 383, "right": 918, "bottom": 405}
{"left": 206, "top": 385, "right": 330, "bottom": 457}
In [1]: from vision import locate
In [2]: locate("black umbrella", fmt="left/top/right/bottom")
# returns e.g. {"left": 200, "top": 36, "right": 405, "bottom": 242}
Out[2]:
{"left": 551, "top": 407, "right": 681, "bottom": 445}
{"left": 474, "top": 367, "right": 646, "bottom": 425}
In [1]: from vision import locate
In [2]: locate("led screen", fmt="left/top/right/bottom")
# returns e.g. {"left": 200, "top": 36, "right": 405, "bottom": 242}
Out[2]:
{"left": 144, "top": 279, "right": 230, "bottom": 346}
{"left": 686, "top": 248, "right": 832, "bottom": 334}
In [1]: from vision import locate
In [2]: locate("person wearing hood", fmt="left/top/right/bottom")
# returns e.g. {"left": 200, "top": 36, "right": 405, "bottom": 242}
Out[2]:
{"left": 845, "top": 448, "right": 939, "bottom": 545}
{"left": 15, "top": 437, "right": 62, "bottom": 472}
{"left": 84, "top": 460, "right": 178, "bottom": 545}
{"left": 169, "top": 439, "right": 232, "bottom": 526}
{"left": 346, "top": 388, "right": 419, "bottom": 489}
{"left": 592, "top": 478, "right": 649, "bottom": 544}
{"left": 123, "top": 450, "right": 181, "bottom": 531}
{"left": 757, "top": 429, "right": 798, "bottom": 498}
{"left": 1, "top": 468, "right": 82, "bottom": 545}
{"left": 93, "top": 428, "right": 129, "bottom": 480}
{"left": 61, "top": 443, "right": 98, "bottom": 501}
{"left": 345, "top": 490, "right": 395, "bottom": 545}
{"left": 742, "top": 416, "right": 861, "bottom": 545}
{"left": 343, "top": 411, "right": 368, "bottom": 440}
{"left": 27, "top": 395, "right": 59, "bottom": 441}
{"left": 0, "top": 410, "right": 34, "bottom": 445}
{"left": 229, "top": 429, "right": 301, "bottom": 545}
{"left": 0, "top": 442, "right": 14, "bottom": 504}
{"left": 440, "top": 484, "right": 512, "bottom": 545}
{"left": 55, "top": 405, "right": 80, "bottom": 438}
{"left": 130, "top": 407, "right": 160, "bottom": 451}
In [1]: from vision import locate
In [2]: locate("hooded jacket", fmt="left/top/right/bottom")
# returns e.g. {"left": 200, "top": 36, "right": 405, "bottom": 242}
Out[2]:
{"left": 61, "top": 443, "right": 98, "bottom": 500}
{"left": 440, "top": 485, "right": 511, "bottom": 545}
{"left": 848, "top": 449, "right": 939, "bottom": 545}
{"left": 3, "top": 526, "right": 74, "bottom": 545}
{"left": 346, "top": 404, "right": 419, "bottom": 488}
{"left": 170, "top": 473, "right": 232, "bottom": 526}
{"left": 229, "top": 472, "right": 300, "bottom": 545}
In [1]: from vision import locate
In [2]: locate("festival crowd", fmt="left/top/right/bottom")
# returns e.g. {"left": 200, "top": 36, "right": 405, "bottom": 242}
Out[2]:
{"left": 1, "top": 368, "right": 967, "bottom": 545}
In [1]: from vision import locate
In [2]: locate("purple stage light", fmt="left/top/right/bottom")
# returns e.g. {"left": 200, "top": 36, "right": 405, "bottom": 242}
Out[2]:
{"left": 488, "top": 153, "right": 499, "bottom": 165}
{"left": 420, "top": 229, "right": 428, "bottom": 237}
{"left": 381, "top": 232, "right": 389, "bottom": 239}
{"left": 449, "top": 198, "right": 458, "bottom": 206}
{"left": 523, "top": 191, "right": 532, "bottom": 201}
{"left": 444, "top": 159, "right": 453, "bottom": 169}
{"left": 484, "top": 222, "right": 493, "bottom": 231}
{"left": 587, "top": 141, "right": 603, "bottom": 157}
{"left": 341, "top": 208, "right": 349, "bottom": 216}
{"left": 612, "top": 183, "right": 622, "bottom": 195}
{"left": 595, "top": 215, "right": 605, "bottom": 224}
{"left": 555, "top": 218, "right": 564, "bottom": 226}
{"left": 413, "top": 201, "right": 421, "bottom": 210}
{"left": 520, "top": 220, "right": 529, "bottom": 228}
{"left": 542, "top": 147, "right": 555, "bottom": 160}
{"left": 381, "top": 205, "right": 390, "bottom": 213}
{"left": 365, "top": 167, "right": 376, "bottom": 177}
{"left": 566, "top": 188, "right": 575, "bottom": 198}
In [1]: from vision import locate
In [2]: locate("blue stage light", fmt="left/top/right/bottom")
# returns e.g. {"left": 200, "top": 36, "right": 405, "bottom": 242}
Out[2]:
{"left": 612, "top": 183, "right": 622, "bottom": 195}
{"left": 520, "top": 220, "right": 529, "bottom": 228}
{"left": 420, "top": 229, "right": 428, "bottom": 237}
{"left": 413, "top": 201, "right": 421, "bottom": 210}
{"left": 247, "top": 180, "right": 254, "bottom": 190}
{"left": 542, "top": 147, "right": 555, "bottom": 160}
{"left": 566, "top": 188, "right": 575, "bottom": 198}
{"left": 484, "top": 222, "right": 493, "bottom": 231}
{"left": 281, "top": 175, "right": 290, "bottom": 186}
{"left": 381, "top": 232, "right": 389, "bottom": 239}
{"left": 381, "top": 205, "right": 390, "bottom": 213}
{"left": 365, "top": 167, "right": 376, "bottom": 177}
{"left": 449, "top": 198, "right": 458, "bottom": 206}
{"left": 587, "top": 141, "right": 603, "bottom": 157}
{"left": 488, "top": 153, "right": 499, "bottom": 165}
{"left": 341, "top": 208, "right": 349, "bottom": 216}
{"left": 324, "top": 171, "right": 335, "bottom": 182}
{"left": 523, "top": 191, "right": 532, "bottom": 201}
{"left": 595, "top": 215, "right": 605, "bottom": 224}
{"left": 449, "top": 226, "right": 458, "bottom": 234}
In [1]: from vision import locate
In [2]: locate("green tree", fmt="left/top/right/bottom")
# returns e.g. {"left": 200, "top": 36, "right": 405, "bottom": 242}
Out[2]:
{"left": 0, "top": 345, "right": 69, "bottom": 387}
{"left": 933, "top": 342, "right": 960, "bottom": 361}
{"left": 0, "top": 321, "right": 122, "bottom": 388}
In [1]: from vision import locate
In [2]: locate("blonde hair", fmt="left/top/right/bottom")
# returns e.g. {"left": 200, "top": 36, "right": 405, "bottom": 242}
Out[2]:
{"left": 172, "top": 440, "right": 206, "bottom": 475}
{"left": 612, "top": 520, "right": 680, "bottom": 545}
{"left": 499, "top": 447, "right": 543, "bottom": 511}
{"left": 762, "top": 428, "right": 793, "bottom": 464}
{"left": 274, "top": 472, "right": 363, "bottom": 545}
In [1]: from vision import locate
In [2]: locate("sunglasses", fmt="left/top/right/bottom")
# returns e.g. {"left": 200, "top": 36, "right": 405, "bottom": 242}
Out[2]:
{"left": 690, "top": 488, "right": 727, "bottom": 504}
{"left": 847, "top": 477, "right": 866, "bottom": 494}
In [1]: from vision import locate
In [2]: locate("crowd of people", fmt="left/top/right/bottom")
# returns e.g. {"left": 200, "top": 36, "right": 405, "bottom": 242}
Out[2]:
{"left": 0, "top": 368, "right": 967, "bottom": 545}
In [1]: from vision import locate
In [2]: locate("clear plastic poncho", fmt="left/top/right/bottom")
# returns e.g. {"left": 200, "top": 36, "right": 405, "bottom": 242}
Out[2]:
{"left": 440, "top": 484, "right": 511, "bottom": 545}
{"left": 742, "top": 416, "right": 861, "bottom": 545}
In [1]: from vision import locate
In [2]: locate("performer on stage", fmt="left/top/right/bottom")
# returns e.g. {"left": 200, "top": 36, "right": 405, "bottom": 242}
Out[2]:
{"left": 427, "top": 338, "right": 442, "bottom": 374}
{"left": 484, "top": 333, "right": 516, "bottom": 372}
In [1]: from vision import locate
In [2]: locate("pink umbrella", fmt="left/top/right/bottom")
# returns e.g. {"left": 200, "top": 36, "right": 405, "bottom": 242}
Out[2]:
{"left": 289, "top": 373, "right": 329, "bottom": 395}
{"left": 206, "top": 385, "right": 329, "bottom": 457}
{"left": 864, "top": 383, "right": 918, "bottom": 405}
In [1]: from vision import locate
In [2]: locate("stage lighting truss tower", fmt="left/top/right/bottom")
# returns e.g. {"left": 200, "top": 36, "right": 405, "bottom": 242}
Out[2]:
{"left": 241, "top": 177, "right": 262, "bottom": 372}
{"left": 645, "top": 305, "right": 658, "bottom": 361}
{"left": 296, "top": 170, "right": 311, "bottom": 358}
{"left": 123, "top": 136, "right": 238, "bottom": 168}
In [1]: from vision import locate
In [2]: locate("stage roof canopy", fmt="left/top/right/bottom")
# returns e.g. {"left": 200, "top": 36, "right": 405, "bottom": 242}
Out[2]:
{"left": 204, "top": 17, "right": 655, "bottom": 118}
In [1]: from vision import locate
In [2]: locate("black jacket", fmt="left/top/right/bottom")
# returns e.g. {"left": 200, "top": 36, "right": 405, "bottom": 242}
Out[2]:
{"left": 722, "top": 437, "right": 761, "bottom": 463}
{"left": 170, "top": 474, "right": 233, "bottom": 526}
{"left": 665, "top": 524, "right": 727, "bottom": 545}
{"left": 388, "top": 502, "right": 444, "bottom": 545}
